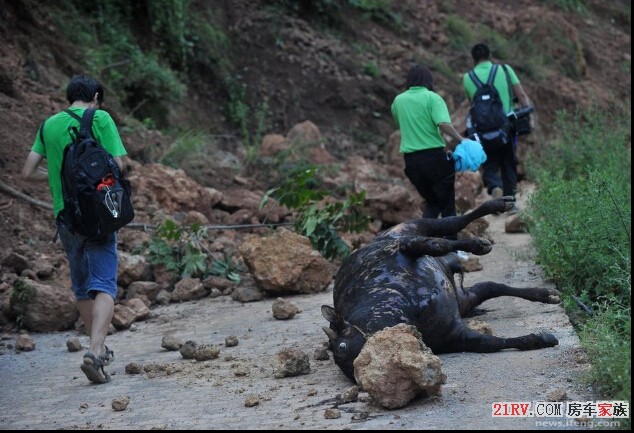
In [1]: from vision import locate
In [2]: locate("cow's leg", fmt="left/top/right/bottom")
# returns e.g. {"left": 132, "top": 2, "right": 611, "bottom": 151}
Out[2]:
{"left": 415, "top": 197, "right": 514, "bottom": 238}
{"left": 455, "top": 282, "right": 561, "bottom": 316}
{"left": 434, "top": 327, "right": 559, "bottom": 354}
{"left": 400, "top": 236, "right": 493, "bottom": 257}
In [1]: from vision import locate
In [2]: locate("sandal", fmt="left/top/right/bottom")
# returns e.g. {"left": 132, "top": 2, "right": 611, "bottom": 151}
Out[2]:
{"left": 80, "top": 351, "right": 111, "bottom": 384}
{"left": 101, "top": 345, "right": 115, "bottom": 366}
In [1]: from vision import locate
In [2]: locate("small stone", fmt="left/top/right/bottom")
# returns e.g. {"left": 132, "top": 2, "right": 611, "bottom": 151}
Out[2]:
{"left": 161, "top": 335, "right": 183, "bottom": 351}
{"left": 341, "top": 386, "right": 359, "bottom": 403}
{"left": 125, "top": 362, "right": 143, "bottom": 375}
{"left": 351, "top": 412, "right": 369, "bottom": 421}
{"left": 15, "top": 334, "right": 35, "bottom": 352}
{"left": 225, "top": 335, "right": 239, "bottom": 347}
{"left": 234, "top": 367, "right": 249, "bottom": 377}
{"left": 272, "top": 297, "right": 301, "bottom": 320}
{"left": 324, "top": 408, "right": 341, "bottom": 419}
{"left": 180, "top": 340, "right": 197, "bottom": 359}
{"left": 245, "top": 395, "right": 260, "bottom": 407}
{"left": 193, "top": 344, "right": 220, "bottom": 361}
{"left": 546, "top": 388, "right": 567, "bottom": 402}
{"left": 66, "top": 337, "right": 82, "bottom": 352}
{"left": 313, "top": 347, "right": 329, "bottom": 361}
{"left": 111, "top": 396, "right": 130, "bottom": 411}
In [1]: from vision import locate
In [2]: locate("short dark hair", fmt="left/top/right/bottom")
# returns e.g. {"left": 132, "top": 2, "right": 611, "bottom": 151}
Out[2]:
{"left": 66, "top": 75, "right": 104, "bottom": 105}
{"left": 471, "top": 43, "right": 491, "bottom": 63}
{"left": 406, "top": 64, "right": 434, "bottom": 91}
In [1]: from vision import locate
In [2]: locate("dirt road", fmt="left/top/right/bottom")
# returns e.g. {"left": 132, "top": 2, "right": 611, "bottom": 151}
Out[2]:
{"left": 0, "top": 186, "right": 594, "bottom": 430}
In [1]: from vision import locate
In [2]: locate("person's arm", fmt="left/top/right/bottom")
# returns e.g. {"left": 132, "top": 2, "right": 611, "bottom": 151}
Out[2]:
{"left": 438, "top": 122, "right": 465, "bottom": 152}
{"left": 114, "top": 156, "right": 123, "bottom": 170}
{"left": 513, "top": 83, "right": 531, "bottom": 107}
{"left": 21, "top": 151, "right": 48, "bottom": 182}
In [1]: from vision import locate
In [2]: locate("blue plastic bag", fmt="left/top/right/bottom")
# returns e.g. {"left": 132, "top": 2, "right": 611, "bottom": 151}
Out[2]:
{"left": 452, "top": 139, "right": 487, "bottom": 173}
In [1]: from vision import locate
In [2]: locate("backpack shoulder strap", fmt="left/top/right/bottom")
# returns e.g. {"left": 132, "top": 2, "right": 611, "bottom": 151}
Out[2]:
{"left": 501, "top": 64, "right": 515, "bottom": 106}
{"left": 64, "top": 108, "right": 96, "bottom": 139}
{"left": 486, "top": 64, "right": 499, "bottom": 86}
{"left": 80, "top": 109, "right": 96, "bottom": 139}
{"left": 38, "top": 120, "right": 46, "bottom": 147}
{"left": 64, "top": 109, "right": 82, "bottom": 122}
{"left": 468, "top": 69, "right": 484, "bottom": 88}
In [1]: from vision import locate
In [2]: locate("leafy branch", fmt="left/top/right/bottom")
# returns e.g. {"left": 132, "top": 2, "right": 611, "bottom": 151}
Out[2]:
{"left": 260, "top": 166, "right": 370, "bottom": 260}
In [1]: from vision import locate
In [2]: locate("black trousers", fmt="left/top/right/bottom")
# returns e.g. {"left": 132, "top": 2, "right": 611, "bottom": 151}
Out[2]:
{"left": 404, "top": 147, "right": 456, "bottom": 219}
{"left": 482, "top": 136, "right": 517, "bottom": 198}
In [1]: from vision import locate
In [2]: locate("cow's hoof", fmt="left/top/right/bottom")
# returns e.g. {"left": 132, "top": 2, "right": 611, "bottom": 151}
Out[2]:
{"left": 539, "top": 332, "right": 559, "bottom": 347}
{"left": 546, "top": 288, "right": 561, "bottom": 304}
{"left": 502, "top": 196, "right": 516, "bottom": 212}
{"left": 488, "top": 197, "right": 514, "bottom": 214}
{"left": 470, "top": 238, "right": 493, "bottom": 255}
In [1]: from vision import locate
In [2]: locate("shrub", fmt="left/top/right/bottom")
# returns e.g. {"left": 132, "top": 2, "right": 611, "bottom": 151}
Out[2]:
{"left": 147, "top": 220, "right": 242, "bottom": 283}
{"left": 525, "top": 105, "right": 631, "bottom": 416}
{"left": 444, "top": 15, "right": 473, "bottom": 50}
{"left": 260, "top": 166, "right": 370, "bottom": 260}
{"left": 527, "top": 172, "right": 630, "bottom": 302}
{"left": 147, "top": 220, "right": 209, "bottom": 278}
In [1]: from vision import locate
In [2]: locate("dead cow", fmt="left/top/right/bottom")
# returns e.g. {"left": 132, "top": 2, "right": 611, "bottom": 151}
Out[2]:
{"left": 322, "top": 198, "right": 560, "bottom": 381}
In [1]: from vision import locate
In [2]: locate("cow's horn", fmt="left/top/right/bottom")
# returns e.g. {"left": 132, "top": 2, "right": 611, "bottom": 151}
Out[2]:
{"left": 322, "top": 326, "right": 338, "bottom": 341}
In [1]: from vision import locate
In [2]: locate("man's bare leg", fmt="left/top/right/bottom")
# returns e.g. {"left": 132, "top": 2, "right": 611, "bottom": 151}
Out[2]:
{"left": 88, "top": 293, "right": 114, "bottom": 358}
{"left": 77, "top": 299, "right": 94, "bottom": 337}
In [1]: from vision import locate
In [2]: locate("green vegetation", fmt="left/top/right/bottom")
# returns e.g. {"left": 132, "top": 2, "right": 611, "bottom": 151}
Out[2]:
{"left": 224, "top": 78, "right": 271, "bottom": 166}
{"left": 363, "top": 61, "right": 381, "bottom": 78}
{"left": 424, "top": 54, "right": 455, "bottom": 80}
{"left": 260, "top": 166, "right": 370, "bottom": 260}
{"left": 444, "top": 14, "right": 473, "bottom": 51}
{"left": 209, "top": 252, "right": 242, "bottom": 283}
{"left": 273, "top": 0, "right": 401, "bottom": 30}
{"left": 444, "top": 11, "right": 589, "bottom": 82}
{"left": 159, "top": 130, "right": 208, "bottom": 169}
{"left": 547, "top": 0, "right": 588, "bottom": 13}
{"left": 525, "top": 107, "right": 631, "bottom": 417}
{"left": 47, "top": 0, "right": 230, "bottom": 128}
{"left": 10, "top": 279, "right": 36, "bottom": 329}
{"left": 147, "top": 219, "right": 242, "bottom": 282}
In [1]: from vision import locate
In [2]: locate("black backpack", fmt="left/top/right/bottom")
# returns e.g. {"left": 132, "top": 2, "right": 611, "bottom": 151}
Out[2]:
{"left": 467, "top": 64, "right": 511, "bottom": 150}
{"left": 59, "top": 109, "right": 134, "bottom": 240}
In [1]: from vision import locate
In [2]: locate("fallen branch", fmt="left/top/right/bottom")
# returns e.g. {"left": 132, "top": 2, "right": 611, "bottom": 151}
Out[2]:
{"left": 0, "top": 181, "right": 53, "bottom": 210}
{"left": 127, "top": 221, "right": 292, "bottom": 231}
{"left": 1, "top": 181, "right": 292, "bottom": 231}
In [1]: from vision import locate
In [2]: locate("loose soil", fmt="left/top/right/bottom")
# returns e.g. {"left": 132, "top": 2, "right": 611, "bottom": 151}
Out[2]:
{"left": 0, "top": 184, "right": 595, "bottom": 430}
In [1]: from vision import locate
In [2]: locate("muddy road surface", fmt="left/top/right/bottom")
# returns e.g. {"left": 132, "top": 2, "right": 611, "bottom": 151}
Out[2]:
{"left": 0, "top": 188, "right": 594, "bottom": 430}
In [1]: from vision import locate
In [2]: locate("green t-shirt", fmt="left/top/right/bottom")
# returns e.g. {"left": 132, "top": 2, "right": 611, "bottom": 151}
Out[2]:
{"left": 31, "top": 107, "right": 127, "bottom": 218}
{"left": 391, "top": 86, "right": 452, "bottom": 153}
{"left": 463, "top": 61, "right": 520, "bottom": 114}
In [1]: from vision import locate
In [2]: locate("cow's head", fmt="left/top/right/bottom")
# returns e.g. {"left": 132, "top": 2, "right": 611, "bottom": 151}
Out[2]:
{"left": 321, "top": 305, "right": 367, "bottom": 382}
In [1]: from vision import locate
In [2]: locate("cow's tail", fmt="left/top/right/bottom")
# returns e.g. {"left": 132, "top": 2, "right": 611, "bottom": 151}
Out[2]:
{"left": 441, "top": 252, "right": 463, "bottom": 275}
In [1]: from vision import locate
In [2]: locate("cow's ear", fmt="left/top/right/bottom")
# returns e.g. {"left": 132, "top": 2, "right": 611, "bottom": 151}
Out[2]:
{"left": 321, "top": 305, "right": 341, "bottom": 325}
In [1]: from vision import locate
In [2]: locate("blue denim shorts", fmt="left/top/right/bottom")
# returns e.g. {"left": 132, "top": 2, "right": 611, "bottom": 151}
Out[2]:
{"left": 56, "top": 221, "right": 119, "bottom": 301}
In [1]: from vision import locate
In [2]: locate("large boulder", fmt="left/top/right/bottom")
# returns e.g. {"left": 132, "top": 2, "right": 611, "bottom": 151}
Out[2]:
{"left": 126, "top": 163, "right": 223, "bottom": 214}
{"left": 238, "top": 228, "right": 333, "bottom": 295}
{"left": 353, "top": 324, "right": 446, "bottom": 409}
{"left": 117, "top": 252, "right": 152, "bottom": 288}
{"left": 342, "top": 156, "right": 422, "bottom": 225}
{"left": 9, "top": 278, "right": 78, "bottom": 332}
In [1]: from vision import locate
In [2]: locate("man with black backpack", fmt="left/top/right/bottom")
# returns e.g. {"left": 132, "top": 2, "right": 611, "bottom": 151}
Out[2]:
{"left": 463, "top": 43, "right": 531, "bottom": 214}
{"left": 21, "top": 75, "right": 130, "bottom": 384}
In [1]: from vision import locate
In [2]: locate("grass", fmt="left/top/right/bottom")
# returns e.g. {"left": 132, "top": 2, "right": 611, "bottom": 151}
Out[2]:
{"left": 525, "top": 106, "right": 631, "bottom": 427}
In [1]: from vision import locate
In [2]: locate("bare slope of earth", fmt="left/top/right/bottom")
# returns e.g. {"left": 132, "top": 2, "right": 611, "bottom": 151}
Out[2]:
{"left": 0, "top": 183, "right": 594, "bottom": 430}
